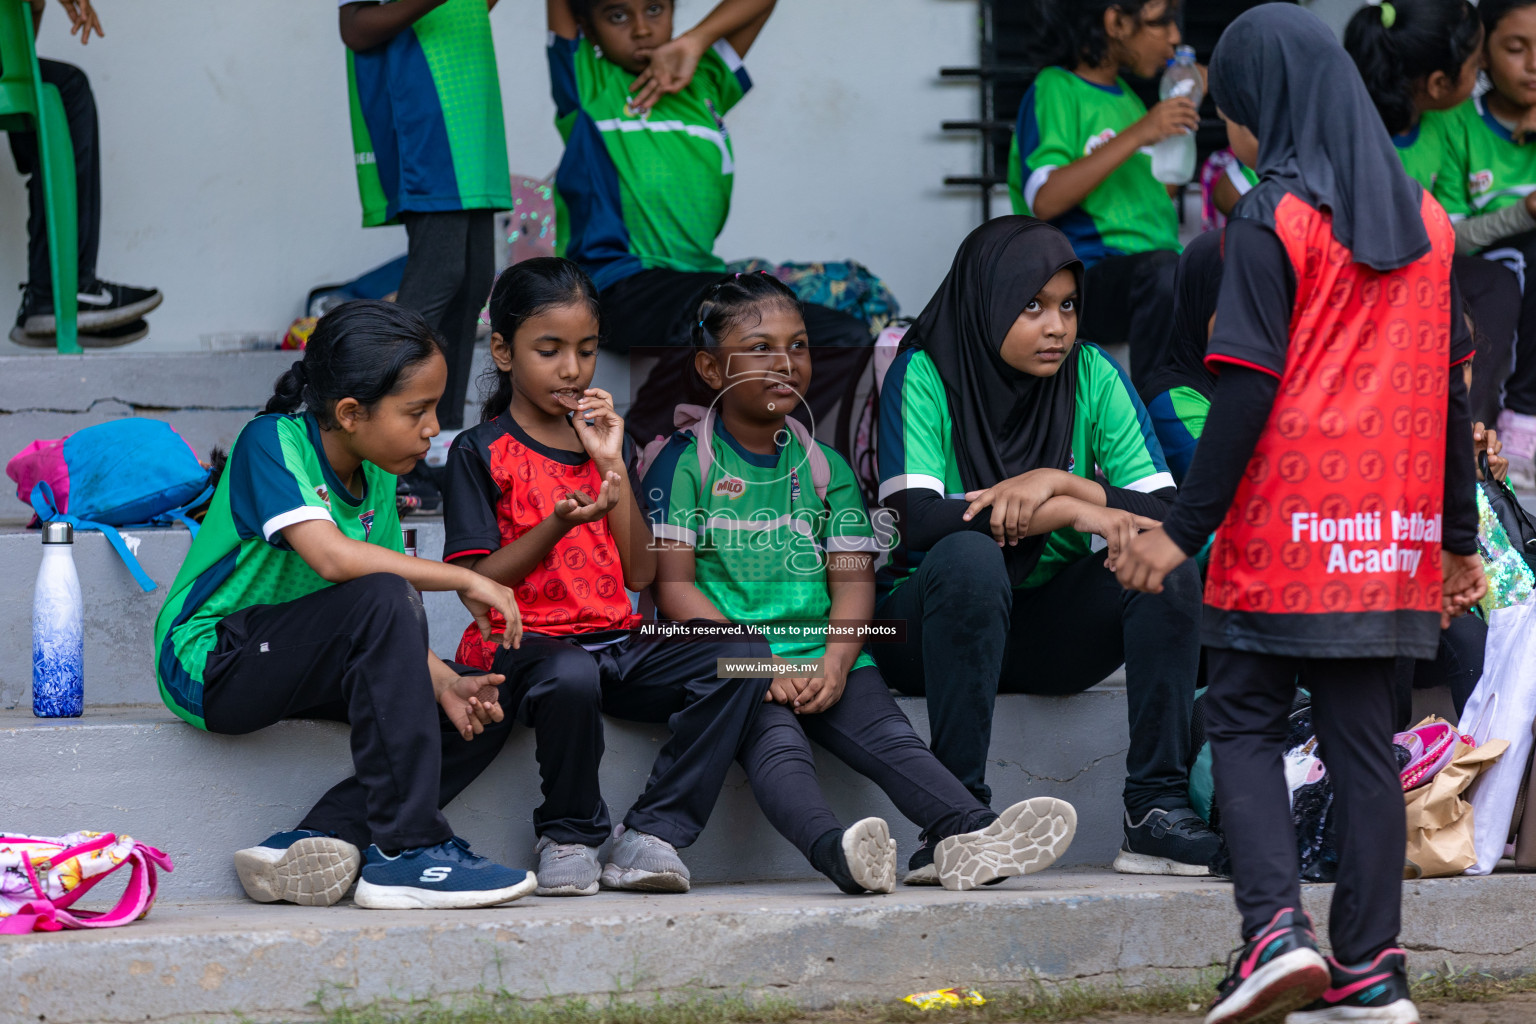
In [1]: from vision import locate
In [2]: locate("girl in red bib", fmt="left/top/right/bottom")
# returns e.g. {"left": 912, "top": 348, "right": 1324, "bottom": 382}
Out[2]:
{"left": 1116, "top": 8, "right": 1486, "bottom": 1024}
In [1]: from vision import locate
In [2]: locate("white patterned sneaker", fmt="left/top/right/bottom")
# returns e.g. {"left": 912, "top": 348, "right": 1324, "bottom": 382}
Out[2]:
{"left": 936, "top": 797, "right": 1078, "bottom": 891}
{"left": 233, "top": 829, "right": 361, "bottom": 907}
{"left": 842, "top": 817, "right": 897, "bottom": 894}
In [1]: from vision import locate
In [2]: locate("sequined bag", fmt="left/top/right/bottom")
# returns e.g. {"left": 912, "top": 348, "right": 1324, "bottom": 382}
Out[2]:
{"left": 1480, "top": 452, "right": 1536, "bottom": 575}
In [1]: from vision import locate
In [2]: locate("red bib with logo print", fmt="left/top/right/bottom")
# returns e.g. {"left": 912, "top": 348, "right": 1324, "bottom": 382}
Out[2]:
{"left": 1204, "top": 191, "right": 1457, "bottom": 657}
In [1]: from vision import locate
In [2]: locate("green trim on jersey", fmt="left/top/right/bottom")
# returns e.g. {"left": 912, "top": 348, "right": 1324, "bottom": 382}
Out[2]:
{"left": 153, "top": 414, "right": 403, "bottom": 729}
{"left": 1433, "top": 96, "right": 1536, "bottom": 220}
{"left": 641, "top": 417, "right": 878, "bottom": 669}
{"left": 879, "top": 345, "right": 1173, "bottom": 592}
{"left": 1009, "top": 66, "right": 1180, "bottom": 264}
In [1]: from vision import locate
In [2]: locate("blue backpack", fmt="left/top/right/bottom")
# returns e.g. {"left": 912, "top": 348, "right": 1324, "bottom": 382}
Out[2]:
{"left": 6, "top": 419, "right": 215, "bottom": 592}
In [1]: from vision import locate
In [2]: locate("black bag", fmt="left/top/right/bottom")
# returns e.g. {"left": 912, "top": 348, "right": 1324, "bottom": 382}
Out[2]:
{"left": 1479, "top": 451, "right": 1536, "bottom": 573}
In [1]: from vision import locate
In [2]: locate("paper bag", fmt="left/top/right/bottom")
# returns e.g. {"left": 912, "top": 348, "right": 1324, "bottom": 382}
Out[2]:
{"left": 1404, "top": 717, "right": 1508, "bottom": 878}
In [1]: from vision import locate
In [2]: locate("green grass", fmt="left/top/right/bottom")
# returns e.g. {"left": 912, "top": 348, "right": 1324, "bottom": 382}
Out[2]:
{"left": 314, "top": 965, "right": 1536, "bottom": 1024}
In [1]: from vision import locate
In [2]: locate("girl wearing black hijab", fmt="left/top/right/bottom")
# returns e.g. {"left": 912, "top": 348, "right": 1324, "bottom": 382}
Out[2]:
{"left": 871, "top": 215, "right": 1218, "bottom": 882}
{"left": 1114, "top": 7, "right": 1485, "bottom": 1024}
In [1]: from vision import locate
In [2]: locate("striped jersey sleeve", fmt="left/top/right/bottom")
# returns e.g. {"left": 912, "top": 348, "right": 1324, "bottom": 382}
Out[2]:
{"left": 226, "top": 416, "right": 334, "bottom": 547}
{"left": 877, "top": 348, "right": 959, "bottom": 503}
{"left": 819, "top": 444, "right": 878, "bottom": 553}
{"left": 641, "top": 431, "right": 704, "bottom": 545}
{"left": 1077, "top": 344, "right": 1175, "bottom": 493}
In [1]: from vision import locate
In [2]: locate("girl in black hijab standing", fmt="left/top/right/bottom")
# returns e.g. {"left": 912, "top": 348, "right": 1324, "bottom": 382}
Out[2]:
{"left": 871, "top": 215, "right": 1219, "bottom": 881}
{"left": 1115, "top": 7, "right": 1486, "bottom": 1023}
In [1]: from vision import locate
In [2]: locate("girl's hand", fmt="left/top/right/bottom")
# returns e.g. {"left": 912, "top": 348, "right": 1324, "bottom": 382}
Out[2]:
{"left": 432, "top": 664, "right": 507, "bottom": 741}
{"left": 553, "top": 473, "right": 623, "bottom": 526}
{"left": 58, "top": 0, "right": 102, "bottom": 42}
{"left": 458, "top": 572, "right": 522, "bottom": 650}
{"left": 1069, "top": 504, "right": 1162, "bottom": 573}
{"left": 628, "top": 33, "right": 707, "bottom": 113}
{"left": 1113, "top": 526, "right": 1188, "bottom": 594}
{"left": 963, "top": 469, "right": 1061, "bottom": 547}
{"left": 1135, "top": 97, "right": 1200, "bottom": 146}
{"left": 571, "top": 388, "right": 626, "bottom": 464}
{"left": 765, "top": 676, "right": 805, "bottom": 705}
{"left": 1441, "top": 551, "right": 1489, "bottom": 627}
{"left": 793, "top": 663, "right": 847, "bottom": 715}
{"left": 1474, "top": 423, "right": 1508, "bottom": 483}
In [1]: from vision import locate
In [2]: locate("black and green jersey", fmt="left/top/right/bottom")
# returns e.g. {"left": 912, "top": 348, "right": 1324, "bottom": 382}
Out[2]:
{"left": 641, "top": 416, "right": 880, "bottom": 668}
{"left": 1433, "top": 96, "right": 1536, "bottom": 220}
{"left": 154, "top": 414, "right": 403, "bottom": 728}
{"left": 1009, "top": 66, "right": 1181, "bottom": 266}
{"left": 877, "top": 345, "right": 1172, "bottom": 592}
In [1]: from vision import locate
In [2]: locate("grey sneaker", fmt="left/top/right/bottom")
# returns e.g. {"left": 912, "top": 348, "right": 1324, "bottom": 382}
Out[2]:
{"left": 936, "top": 797, "right": 1078, "bottom": 891}
{"left": 599, "top": 826, "right": 691, "bottom": 893}
{"left": 534, "top": 836, "right": 601, "bottom": 897}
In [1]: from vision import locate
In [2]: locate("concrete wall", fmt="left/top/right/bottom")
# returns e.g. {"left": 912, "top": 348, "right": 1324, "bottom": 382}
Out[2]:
{"left": 0, "top": 1, "right": 981, "bottom": 352}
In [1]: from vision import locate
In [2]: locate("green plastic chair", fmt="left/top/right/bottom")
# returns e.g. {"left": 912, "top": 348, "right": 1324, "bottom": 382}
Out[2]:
{"left": 0, "top": 0, "right": 78, "bottom": 354}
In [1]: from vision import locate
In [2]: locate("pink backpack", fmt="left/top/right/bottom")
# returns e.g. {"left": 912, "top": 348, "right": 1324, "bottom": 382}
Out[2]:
{"left": 0, "top": 831, "right": 173, "bottom": 933}
{"left": 637, "top": 404, "right": 831, "bottom": 502}
{"left": 1395, "top": 721, "right": 1471, "bottom": 791}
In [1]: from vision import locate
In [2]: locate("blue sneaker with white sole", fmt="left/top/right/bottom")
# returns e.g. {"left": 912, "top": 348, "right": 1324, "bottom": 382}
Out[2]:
{"left": 352, "top": 836, "right": 537, "bottom": 910}
{"left": 233, "top": 829, "right": 361, "bottom": 907}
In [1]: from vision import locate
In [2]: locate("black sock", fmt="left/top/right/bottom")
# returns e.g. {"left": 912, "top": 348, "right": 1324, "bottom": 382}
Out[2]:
{"left": 809, "top": 828, "right": 864, "bottom": 894}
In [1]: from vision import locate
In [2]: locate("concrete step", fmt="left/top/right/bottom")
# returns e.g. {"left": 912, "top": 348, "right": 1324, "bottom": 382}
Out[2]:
{"left": 0, "top": 688, "right": 1132, "bottom": 900}
{"left": 0, "top": 519, "right": 479, "bottom": 708}
{"left": 4, "top": 872, "right": 1534, "bottom": 1024}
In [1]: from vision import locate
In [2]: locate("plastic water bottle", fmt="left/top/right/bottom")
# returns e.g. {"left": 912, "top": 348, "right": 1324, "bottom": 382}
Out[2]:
{"left": 1151, "top": 45, "right": 1201, "bottom": 185}
{"left": 33, "top": 522, "right": 83, "bottom": 718}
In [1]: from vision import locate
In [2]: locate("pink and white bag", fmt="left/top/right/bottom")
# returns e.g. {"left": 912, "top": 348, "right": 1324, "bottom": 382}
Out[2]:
{"left": 0, "top": 831, "right": 173, "bottom": 934}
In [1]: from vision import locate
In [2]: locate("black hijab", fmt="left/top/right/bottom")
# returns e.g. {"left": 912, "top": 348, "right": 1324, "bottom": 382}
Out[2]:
{"left": 1141, "top": 228, "right": 1224, "bottom": 402}
{"left": 901, "top": 216, "right": 1083, "bottom": 585}
{"left": 1210, "top": 3, "right": 1429, "bottom": 272}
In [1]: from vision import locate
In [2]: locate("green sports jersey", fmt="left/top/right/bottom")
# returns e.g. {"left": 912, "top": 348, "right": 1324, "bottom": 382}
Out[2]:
{"left": 641, "top": 416, "right": 878, "bottom": 669}
{"left": 154, "top": 414, "right": 403, "bottom": 728}
{"left": 1392, "top": 109, "right": 1453, "bottom": 191}
{"left": 550, "top": 33, "right": 751, "bottom": 288}
{"left": 877, "top": 344, "right": 1173, "bottom": 592}
{"left": 346, "top": 0, "right": 513, "bottom": 227}
{"left": 1433, "top": 96, "right": 1536, "bottom": 219}
{"left": 1009, "top": 66, "right": 1181, "bottom": 265}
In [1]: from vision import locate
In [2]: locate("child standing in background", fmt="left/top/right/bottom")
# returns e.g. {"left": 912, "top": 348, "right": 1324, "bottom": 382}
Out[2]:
{"left": 339, "top": 0, "right": 512, "bottom": 442}
{"left": 155, "top": 301, "right": 533, "bottom": 912}
{"left": 643, "top": 273, "right": 1079, "bottom": 893}
{"left": 1116, "top": 9, "right": 1484, "bottom": 1022}
{"left": 1013, "top": 0, "right": 1193, "bottom": 385}
{"left": 441, "top": 257, "right": 776, "bottom": 897}
{"left": 1345, "top": 0, "right": 1525, "bottom": 430}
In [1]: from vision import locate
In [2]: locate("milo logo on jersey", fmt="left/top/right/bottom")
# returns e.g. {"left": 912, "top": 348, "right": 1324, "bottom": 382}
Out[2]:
{"left": 1084, "top": 129, "right": 1116, "bottom": 156}
{"left": 1469, "top": 169, "right": 1494, "bottom": 197}
{"left": 1204, "top": 192, "right": 1455, "bottom": 644}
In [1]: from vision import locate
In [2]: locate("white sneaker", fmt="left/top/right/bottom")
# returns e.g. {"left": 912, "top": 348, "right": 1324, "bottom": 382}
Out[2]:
{"left": 935, "top": 798, "right": 1077, "bottom": 891}
{"left": 233, "top": 829, "right": 360, "bottom": 907}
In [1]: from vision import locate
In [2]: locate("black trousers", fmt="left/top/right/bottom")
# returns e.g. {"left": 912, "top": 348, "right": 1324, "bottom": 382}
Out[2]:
{"left": 870, "top": 529, "right": 1200, "bottom": 815}
{"left": 736, "top": 665, "right": 994, "bottom": 859}
{"left": 1080, "top": 250, "right": 1179, "bottom": 387}
{"left": 599, "top": 269, "right": 874, "bottom": 455}
{"left": 396, "top": 210, "right": 495, "bottom": 431}
{"left": 201, "top": 575, "right": 502, "bottom": 852}
{"left": 7, "top": 60, "right": 99, "bottom": 294}
{"left": 1204, "top": 648, "right": 1403, "bottom": 964}
{"left": 1453, "top": 254, "right": 1521, "bottom": 425}
{"left": 484, "top": 627, "right": 773, "bottom": 849}
{"left": 1476, "top": 232, "right": 1536, "bottom": 416}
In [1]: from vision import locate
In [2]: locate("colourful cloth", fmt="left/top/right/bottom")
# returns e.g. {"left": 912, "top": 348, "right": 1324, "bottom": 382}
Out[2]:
{"left": 550, "top": 33, "right": 751, "bottom": 288}
{"left": 1009, "top": 66, "right": 1181, "bottom": 266}
{"left": 642, "top": 416, "right": 878, "bottom": 667}
{"left": 154, "top": 414, "right": 402, "bottom": 728}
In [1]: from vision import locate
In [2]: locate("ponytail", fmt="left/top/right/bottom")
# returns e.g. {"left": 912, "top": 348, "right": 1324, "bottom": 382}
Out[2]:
{"left": 261, "top": 300, "right": 443, "bottom": 429}
{"left": 1345, "top": 0, "right": 1481, "bottom": 137}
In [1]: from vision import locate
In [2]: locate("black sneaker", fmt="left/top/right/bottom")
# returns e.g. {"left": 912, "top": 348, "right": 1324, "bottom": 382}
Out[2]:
{"left": 22, "top": 278, "right": 162, "bottom": 334}
{"left": 902, "top": 837, "right": 940, "bottom": 886}
{"left": 1113, "top": 806, "right": 1221, "bottom": 876}
{"left": 1287, "top": 949, "right": 1418, "bottom": 1024}
{"left": 1207, "top": 909, "right": 1330, "bottom": 1024}
{"left": 396, "top": 463, "right": 442, "bottom": 516}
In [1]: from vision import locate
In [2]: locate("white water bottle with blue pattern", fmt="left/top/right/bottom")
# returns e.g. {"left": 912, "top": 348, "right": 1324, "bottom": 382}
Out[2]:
{"left": 33, "top": 522, "right": 83, "bottom": 718}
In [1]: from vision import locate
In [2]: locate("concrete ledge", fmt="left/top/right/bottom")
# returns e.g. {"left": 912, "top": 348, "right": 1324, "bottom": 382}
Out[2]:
{"left": 4, "top": 873, "right": 1535, "bottom": 1024}
{"left": 0, "top": 686, "right": 1132, "bottom": 899}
